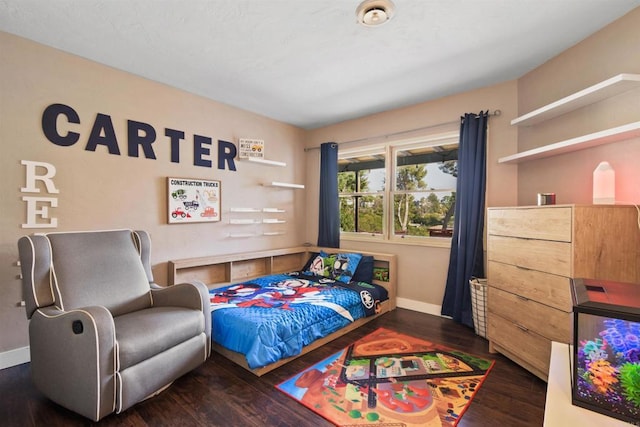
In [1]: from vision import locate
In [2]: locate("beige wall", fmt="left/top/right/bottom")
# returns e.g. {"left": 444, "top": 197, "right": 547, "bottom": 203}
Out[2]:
{"left": 0, "top": 31, "right": 307, "bottom": 353}
{"left": 515, "top": 7, "right": 640, "bottom": 206}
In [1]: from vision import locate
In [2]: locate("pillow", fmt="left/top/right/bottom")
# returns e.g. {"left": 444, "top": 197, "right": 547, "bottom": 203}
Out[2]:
{"left": 303, "top": 251, "right": 363, "bottom": 284}
{"left": 352, "top": 255, "right": 374, "bottom": 283}
{"left": 304, "top": 251, "right": 336, "bottom": 278}
{"left": 331, "top": 252, "right": 362, "bottom": 283}
{"left": 301, "top": 252, "right": 319, "bottom": 272}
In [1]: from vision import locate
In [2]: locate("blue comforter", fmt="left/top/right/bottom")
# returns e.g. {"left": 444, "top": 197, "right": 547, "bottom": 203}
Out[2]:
{"left": 209, "top": 273, "right": 384, "bottom": 369}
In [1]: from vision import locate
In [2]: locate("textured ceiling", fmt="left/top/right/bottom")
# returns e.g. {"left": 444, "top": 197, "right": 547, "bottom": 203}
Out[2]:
{"left": 1, "top": 0, "right": 639, "bottom": 129}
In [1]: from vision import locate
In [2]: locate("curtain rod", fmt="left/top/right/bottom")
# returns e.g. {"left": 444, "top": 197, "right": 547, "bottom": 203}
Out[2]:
{"left": 304, "top": 109, "right": 501, "bottom": 152}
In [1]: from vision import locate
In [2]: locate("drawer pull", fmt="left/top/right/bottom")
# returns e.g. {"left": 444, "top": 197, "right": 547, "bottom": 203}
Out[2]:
{"left": 516, "top": 265, "right": 533, "bottom": 271}
{"left": 517, "top": 295, "right": 529, "bottom": 302}
{"left": 516, "top": 323, "right": 529, "bottom": 332}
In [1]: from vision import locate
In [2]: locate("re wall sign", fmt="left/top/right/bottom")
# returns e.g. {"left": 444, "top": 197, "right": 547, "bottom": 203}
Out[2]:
{"left": 21, "top": 160, "right": 59, "bottom": 228}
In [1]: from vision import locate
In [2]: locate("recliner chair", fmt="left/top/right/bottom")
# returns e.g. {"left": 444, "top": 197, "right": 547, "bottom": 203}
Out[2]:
{"left": 17, "top": 229, "right": 211, "bottom": 421}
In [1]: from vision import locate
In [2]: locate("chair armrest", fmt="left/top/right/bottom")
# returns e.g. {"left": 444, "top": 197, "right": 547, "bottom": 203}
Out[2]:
{"left": 150, "top": 282, "right": 211, "bottom": 353}
{"left": 150, "top": 282, "right": 209, "bottom": 311}
{"left": 29, "top": 306, "right": 116, "bottom": 421}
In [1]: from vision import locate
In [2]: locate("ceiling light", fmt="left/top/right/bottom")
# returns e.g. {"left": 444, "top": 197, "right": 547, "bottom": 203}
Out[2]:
{"left": 356, "top": 0, "right": 395, "bottom": 27}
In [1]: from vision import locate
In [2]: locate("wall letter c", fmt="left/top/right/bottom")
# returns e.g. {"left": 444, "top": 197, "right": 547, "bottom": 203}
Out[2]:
{"left": 41, "top": 103, "right": 80, "bottom": 147}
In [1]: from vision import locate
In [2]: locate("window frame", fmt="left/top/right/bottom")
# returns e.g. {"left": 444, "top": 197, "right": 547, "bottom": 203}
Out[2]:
{"left": 337, "top": 145, "right": 388, "bottom": 238}
{"left": 338, "top": 131, "right": 458, "bottom": 248}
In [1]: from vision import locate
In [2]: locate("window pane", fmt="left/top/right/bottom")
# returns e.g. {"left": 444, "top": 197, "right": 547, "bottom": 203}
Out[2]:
{"left": 338, "top": 151, "right": 385, "bottom": 192}
{"left": 339, "top": 195, "right": 355, "bottom": 232}
{"left": 338, "top": 171, "right": 356, "bottom": 193}
{"left": 394, "top": 145, "right": 457, "bottom": 238}
{"left": 365, "top": 168, "right": 385, "bottom": 192}
{"left": 338, "top": 152, "right": 385, "bottom": 236}
{"left": 340, "top": 194, "right": 383, "bottom": 234}
{"left": 339, "top": 170, "right": 383, "bottom": 193}
{"left": 393, "top": 191, "right": 455, "bottom": 237}
{"left": 356, "top": 194, "right": 383, "bottom": 234}
{"left": 396, "top": 160, "right": 457, "bottom": 191}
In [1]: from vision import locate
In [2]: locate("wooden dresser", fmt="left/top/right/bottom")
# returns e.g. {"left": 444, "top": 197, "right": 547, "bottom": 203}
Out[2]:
{"left": 486, "top": 204, "right": 640, "bottom": 381}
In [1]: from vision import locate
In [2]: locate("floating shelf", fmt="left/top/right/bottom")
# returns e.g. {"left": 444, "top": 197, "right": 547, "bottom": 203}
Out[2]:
{"left": 246, "top": 157, "right": 286, "bottom": 167}
{"left": 229, "top": 207, "right": 261, "bottom": 213}
{"left": 499, "top": 121, "right": 640, "bottom": 163}
{"left": 263, "top": 231, "right": 285, "bottom": 236}
{"left": 511, "top": 73, "right": 640, "bottom": 126}
{"left": 229, "top": 219, "right": 261, "bottom": 225}
{"left": 265, "top": 181, "right": 305, "bottom": 189}
{"left": 262, "top": 208, "right": 285, "bottom": 213}
{"left": 262, "top": 219, "right": 286, "bottom": 224}
{"left": 227, "top": 233, "right": 258, "bottom": 238}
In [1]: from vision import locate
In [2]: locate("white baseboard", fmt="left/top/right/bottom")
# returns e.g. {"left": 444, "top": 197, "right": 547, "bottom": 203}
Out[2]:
{"left": 0, "top": 346, "right": 30, "bottom": 370}
{"left": 396, "top": 297, "right": 442, "bottom": 317}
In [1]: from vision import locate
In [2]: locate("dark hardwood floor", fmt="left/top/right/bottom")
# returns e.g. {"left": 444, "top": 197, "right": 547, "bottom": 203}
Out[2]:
{"left": 0, "top": 308, "right": 547, "bottom": 426}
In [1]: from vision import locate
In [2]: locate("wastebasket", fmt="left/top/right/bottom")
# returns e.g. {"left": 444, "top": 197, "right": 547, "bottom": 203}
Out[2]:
{"left": 469, "top": 277, "right": 487, "bottom": 338}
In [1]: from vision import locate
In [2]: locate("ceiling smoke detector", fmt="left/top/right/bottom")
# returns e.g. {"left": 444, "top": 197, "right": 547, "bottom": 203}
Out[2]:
{"left": 356, "top": 0, "right": 396, "bottom": 27}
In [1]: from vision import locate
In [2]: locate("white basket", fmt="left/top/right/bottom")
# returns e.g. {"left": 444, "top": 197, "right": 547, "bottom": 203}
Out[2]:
{"left": 469, "top": 278, "right": 487, "bottom": 338}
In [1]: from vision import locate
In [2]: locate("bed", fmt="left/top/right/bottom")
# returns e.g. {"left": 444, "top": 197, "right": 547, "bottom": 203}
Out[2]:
{"left": 168, "top": 246, "right": 397, "bottom": 376}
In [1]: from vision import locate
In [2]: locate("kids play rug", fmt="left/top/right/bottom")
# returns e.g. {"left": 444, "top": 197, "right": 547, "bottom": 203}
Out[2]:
{"left": 276, "top": 327, "right": 494, "bottom": 427}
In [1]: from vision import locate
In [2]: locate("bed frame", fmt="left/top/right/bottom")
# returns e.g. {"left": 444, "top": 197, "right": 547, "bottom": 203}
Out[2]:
{"left": 168, "top": 246, "right": 397, "bottom": 376}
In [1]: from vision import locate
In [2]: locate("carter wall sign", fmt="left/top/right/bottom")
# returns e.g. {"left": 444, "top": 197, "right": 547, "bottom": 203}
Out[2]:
{"left": 41, "top": 103, "right": 239, "bottom": 171}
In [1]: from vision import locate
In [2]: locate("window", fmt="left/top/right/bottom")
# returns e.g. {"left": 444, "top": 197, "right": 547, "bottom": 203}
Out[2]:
{"left": 338, "top": 131, "right": 458, "bottom": 244}
{"left": 338, "top": 148, "right": 386, "bottom": 235}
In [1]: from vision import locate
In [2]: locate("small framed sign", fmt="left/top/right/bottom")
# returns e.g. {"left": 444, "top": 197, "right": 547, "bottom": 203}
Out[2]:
{"left": 238, "top": 138, "right": 264, "bottom": 159}
{"left": 167, "top": 177, "right": 221, "bottom": 224}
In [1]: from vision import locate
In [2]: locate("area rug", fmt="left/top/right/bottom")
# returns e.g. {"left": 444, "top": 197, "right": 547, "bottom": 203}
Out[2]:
{"left": 276, "top": 327, "right": 494, "bottom": 426}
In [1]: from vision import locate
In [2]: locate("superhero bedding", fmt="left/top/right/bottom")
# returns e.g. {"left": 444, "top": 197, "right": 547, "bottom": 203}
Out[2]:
{"left": 208, "top": 251, "right": 388, "bottom": 369}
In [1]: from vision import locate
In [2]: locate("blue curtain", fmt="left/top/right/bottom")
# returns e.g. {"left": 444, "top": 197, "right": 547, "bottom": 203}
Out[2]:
{"left": 441, "top": 111, "right": 488, "bottom": 328}
{"left": 318, "top": 142, "right": 339, "bottom": 248}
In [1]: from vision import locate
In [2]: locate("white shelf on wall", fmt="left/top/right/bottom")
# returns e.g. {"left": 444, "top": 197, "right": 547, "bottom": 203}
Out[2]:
{"left": 263, "top": 231, "right": 285, "bottom": 236}
{"left": 246, "top": 157, "right": 286, "bottom": 167}
{"left": 263, "top": 219, "right": 286, "bottom": 224}
{"left": 229, "top": 219, "right": 261, "bottom": 225}
{"left": 229, "top": 207, "right": 262, "bottom": 213}
{"left": 499, "top": 121, "right": 640, "bottom": 163}
{"left": 262, "top": 208, "right": 285, "bottom": 213}
{"left": 227, "top": 233, "right": 259, "bottom": 238}
{"left": 265, "top": 181, "right": 305, "bottom": 189}
{"left": 511, "top": 73, "right": 640, "bottom": 126}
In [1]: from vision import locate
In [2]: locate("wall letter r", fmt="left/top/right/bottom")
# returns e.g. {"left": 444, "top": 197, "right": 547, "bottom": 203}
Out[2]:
{"left": 21, "top": 160, "right": 59, "bottom": 194}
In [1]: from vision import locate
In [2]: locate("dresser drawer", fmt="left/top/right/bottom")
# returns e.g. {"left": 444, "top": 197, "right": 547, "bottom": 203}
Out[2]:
{"left": 487, "top": 286, "right": 571, "bottom": 343}
{"left": 487, "top": 235, "right": 571, "bottom": 277}
{"left": 487, "top": 313, "right": 551, "bottom": 375}
{"left": 487, "top": 261, "right": 572, "bottom": 311}
{"left": 487, "top": 207, "right": 572, "bottom": 242}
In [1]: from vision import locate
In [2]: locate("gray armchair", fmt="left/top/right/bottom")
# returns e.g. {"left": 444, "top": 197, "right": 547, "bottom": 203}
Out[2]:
{"left": 17, "top": 229, "right": 211, "bottom": 421}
